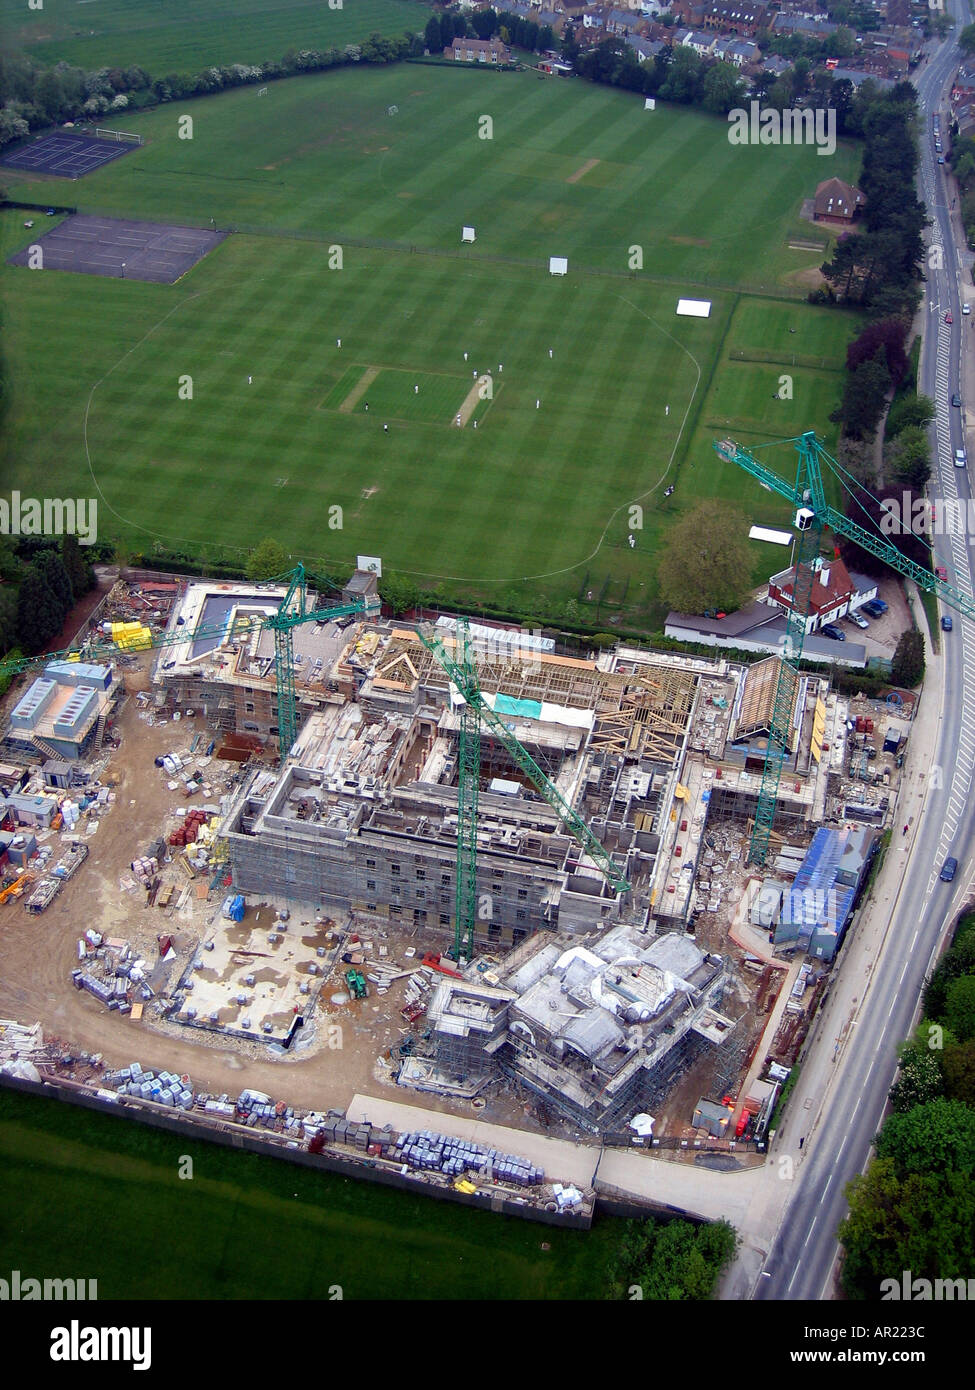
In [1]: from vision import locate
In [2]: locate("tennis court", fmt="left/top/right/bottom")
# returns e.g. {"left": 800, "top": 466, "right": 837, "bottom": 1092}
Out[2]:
{"left": 7, "top": 214, "right": 228, "bottom": 284}
{"left": 0, "top": 131, "right": 139, "bottom": 180}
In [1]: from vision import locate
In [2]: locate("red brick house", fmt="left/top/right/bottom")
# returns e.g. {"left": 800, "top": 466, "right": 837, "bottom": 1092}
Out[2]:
{"left": 445, "top": 37, "right": 511, "bottom": 63}
{"left": 766, "top": 555, "right": 857, "bottom": 633}
{"left": 813, "top": 177, "right": 865, "bottom": 226}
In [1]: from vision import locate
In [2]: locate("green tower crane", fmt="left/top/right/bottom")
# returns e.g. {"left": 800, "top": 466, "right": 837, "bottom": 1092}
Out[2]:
{"left": 419, "top": 619, "right": 630, "bottom": 961}
{"left": 715, "top": 430, "right": 975, "bottom": 866}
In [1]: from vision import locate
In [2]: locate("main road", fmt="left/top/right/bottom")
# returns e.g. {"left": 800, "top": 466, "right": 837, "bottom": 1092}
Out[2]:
{"left": 753, "top": 6, "right": 975, "bottom": 1301}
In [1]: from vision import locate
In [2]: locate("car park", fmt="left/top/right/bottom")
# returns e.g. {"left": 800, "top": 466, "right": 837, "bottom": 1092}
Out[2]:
{"left": 942, "top": 615, "right": 953, "bottom": 631}
{"left": 941, "top": 856, "right": 958, "bottom": 882}
{"left": 821, "top": 623, "right": 845, "bottom": 641}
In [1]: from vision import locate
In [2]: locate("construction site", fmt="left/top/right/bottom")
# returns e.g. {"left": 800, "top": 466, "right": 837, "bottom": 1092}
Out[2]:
{"left": 0, "top": 545, "right": 915, "bottom": 1160}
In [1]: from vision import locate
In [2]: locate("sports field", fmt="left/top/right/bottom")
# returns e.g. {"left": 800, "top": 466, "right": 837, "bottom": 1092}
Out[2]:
{"left": 0, "top": 1087, "right": 619, "bottom": 1299}
{"left": 0, "top": 0, "right": 433, "bottom": 74}
{"left": 0, "top": 64, "right": 861, "bottom": 622}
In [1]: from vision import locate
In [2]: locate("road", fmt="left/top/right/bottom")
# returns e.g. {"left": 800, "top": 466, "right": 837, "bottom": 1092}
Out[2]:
{"left": 752, "top": 10, "right": 975, "bottom": 1301}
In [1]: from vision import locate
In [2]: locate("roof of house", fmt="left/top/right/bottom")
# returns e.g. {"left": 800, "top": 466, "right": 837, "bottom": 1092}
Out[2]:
{"left": 769, "top": 555, "right": 855, "bottom": 611}
{"left": 771, "top": 12, "right": 837, "bottom": 33}
{"left": 830, "top": 67, "right": 895, "bottom": 90}
{"left": 813, "top": 176, "right": 865, "bottom": 219}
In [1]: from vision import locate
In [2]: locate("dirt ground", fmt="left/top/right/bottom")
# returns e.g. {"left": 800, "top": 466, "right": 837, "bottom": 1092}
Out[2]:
{"left": 0, "top": 675, "right": 556, "bottom": 1133}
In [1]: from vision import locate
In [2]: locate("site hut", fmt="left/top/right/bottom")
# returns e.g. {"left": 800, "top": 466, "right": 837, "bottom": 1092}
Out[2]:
{"left": 2, "top": 662, "right": 118, "bottom": 765}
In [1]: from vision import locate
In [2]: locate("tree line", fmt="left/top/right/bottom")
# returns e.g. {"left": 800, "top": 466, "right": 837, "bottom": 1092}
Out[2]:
{"left": 0, "top": 32, "right": 426, "bottom": 146}
{"left": 839, "top": 911, "right": 975, "bottom": 1296}
{"left": 0, "top": 535, "right": 96, "bottom": 661}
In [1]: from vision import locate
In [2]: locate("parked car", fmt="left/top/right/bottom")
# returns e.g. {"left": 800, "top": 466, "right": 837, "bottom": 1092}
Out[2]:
{"left": 821, "top": 623, "right": 846, "bottom": 641}
{"left": 862, "top": 599, "right": 887, "bottom": 617}
{"left": 956, "top": 447, "right": 967, "bottom": 466}
{"left": 847, "top": 612, "right": 870, "bottom": 629}
{"left": 941, "top": 856, "right": 958, "bottom": 882}
{"left": 936, "top": 565, "right": 948, "bottom": 580}
{"left": 952, "top": 393, "right": 962, "bottom": 407}
{"left": 945, "top": 310, "right": 953, "bottom": 322}
{"left": 939, "top": 156, "right": 946, "bottom": 164}
{"left": 965, "top": 304, "right": 972, "bottom": 316}
{"left": 942, "top": 614, "right": 953, "bottom": 631}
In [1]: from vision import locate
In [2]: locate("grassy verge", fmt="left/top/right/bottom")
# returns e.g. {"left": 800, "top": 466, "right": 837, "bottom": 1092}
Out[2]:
{"left": 0, "top": 1086, "right": 621, "bottom": 1299}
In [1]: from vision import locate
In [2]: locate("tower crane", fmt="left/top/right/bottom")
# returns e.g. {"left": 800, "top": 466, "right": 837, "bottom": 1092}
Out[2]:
{"left": 714, "top": 430, "right": 975, "bottom": 866}
{"left": 419, "top": 618, "right": 630, "bottom": 961}
{"left": 0, "top": 565, "right": 365, "bottom": 765}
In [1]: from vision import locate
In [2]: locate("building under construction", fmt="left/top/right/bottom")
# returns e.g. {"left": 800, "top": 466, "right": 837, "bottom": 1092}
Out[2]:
{"left": 422, "top": 923, "right": 735, "bottom": 1132}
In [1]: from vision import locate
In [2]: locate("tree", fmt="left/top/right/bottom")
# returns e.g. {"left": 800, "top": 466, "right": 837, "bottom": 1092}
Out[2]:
{"left": 846, "top": 318, "right": 908, "bottom": 386}
{"left": 943, "top": 1039, "right": 975, "bottom": 1106}
{"left": 888, "top": 1049, "right": 943, "bottom": 1113}
{"left": 378, "top": 574, "right": 420, "bottom": 616}
{"left": 944, "top": 975, "right": 975, "bottom": 1043}
{"left": 890, "top": 628, "right": 924, "bottom": 688}
{"left": 34, "top": 548, "right": 74, "bottom": 621}
{"left": 656, "top": 501, "right": 753, "bottom": 615}
{"left": 245, "top": 538, "right": 289, "bottom": 581}
{"left": 15, "top": 564, "right": 63, "bottom": 654}
{"left": 0, "top": 108, "right": 29, "bottom": 146}
{"left": 607, "top": 1216, "right": 736, "bottom": 1300}
{"left": 959, "top": 22, "right": 975, "bottom": 55}
{"left": 62, "top": 534, "right": 95, "bottom": 600}
{"left": 701, "top": 61, "right": 744, "bottom": 117}
{"left": 875, "top": 1097, "right": 975, "bottom": 1177}
{"left": 886, "top": 393, "right": 934, "bottom": 439}
{"left": 886, "top": 426, "right": 931, "bottom": 489}
{"left": 840, "top": 1159, "right": 975, "bottom": 1297}
{"left": 835, "top": 351, "right": 890, "bottom": 439}
{"left": 423, "top": 15, "right": 442, "bottom": 51}
{"left": 658, "top": 46, "right": 703, "bottom": 105}
{"left": 925, "top": 926, "right": 975, "bottom": 1019}
{"left": 471, "top": 7, "right": 497, "bottom": 40}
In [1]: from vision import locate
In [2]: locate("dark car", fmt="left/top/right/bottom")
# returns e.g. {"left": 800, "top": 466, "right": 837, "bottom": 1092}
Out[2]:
{"left": 942, "top": 615, "right": 953, "bottom": 631}
{"left": 941, "top": 856, "right": 958, "bottom": 882}
{"left": 862, "top": 599, "right": 888, "bottom": 617}
{"left": 821, "top": 623, "right": 845, "bottom": 641}
{"left": 952, "top": 393, "right": 962, "bottom": 407}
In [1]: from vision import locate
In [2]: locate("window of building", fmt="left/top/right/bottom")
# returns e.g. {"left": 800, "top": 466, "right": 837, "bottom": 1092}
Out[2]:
{"left": 517, "top": 888, "right": 528, "bottom": 900}
{"left": 366, "top": 858, "right": 376, "bottom": 869}
{"left": 244, "top": 702, "right": 255, "bottom": 714}
{"left": 414, "top": 909, "right": 427, "bottom": 923}
{"left": 416, "top": 869, "right": 426, "bottom": 880}
{"left": 416, "top": 889, "right": 426, "bottom": 901}
{"left": 242, "top": 722, "right": 260, "bottom": 732}
{"left": 439, "top": 914, "right": 449, "bottom": 926}
{"left": 392, "top": 885, "right": 401, "bottom": 897}
{"left": 516, "top": 909, "right": 526, "bottom": 922}
{"left": 367, "top": 880, "right": 376, "bottom": 892}
{"left": 441, "top": 874, "right": 450, "bottom": 886}
{"left": 391, "top": 864, "right": 401, "bottom": 876}
{"left": 488, "top": 922, "right": 501, "bottom": 940}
